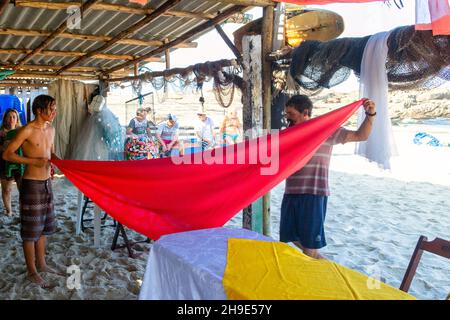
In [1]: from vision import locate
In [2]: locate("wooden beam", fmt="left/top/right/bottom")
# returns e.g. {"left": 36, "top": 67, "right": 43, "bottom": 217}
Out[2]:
{"left": 0, "top": 28, "right": 198, "bottom": 49}
{"left": 105, "top": 5, "right": 246, "bottom": 75}
{"left": 0, "top": 0, "right": 9, "bottom": 15}
{"left": 12, "top": 0, "right": 99, "bottom": 70}
{"left": 215, "top": 24, "right": 243, "bottom": 63}
{"left": 13, "top": 0, "right": 215, "bottom": 20}
{"left": 0, "top": 82, "right": 50, "bottom": 87}
{"left": 1, "top": 64, "right": 136, "bottom": 76}
{"left": 0, "top": 48, "right": 163, "bottom": 62}
{"left": 8, "top": 72, "right": 98, "bottom": 81}
{"left": 261, "top": 5, "right": 274, "bottom": 237}
{"left": 56, "top": 0, "right": 182, "bottom": 74}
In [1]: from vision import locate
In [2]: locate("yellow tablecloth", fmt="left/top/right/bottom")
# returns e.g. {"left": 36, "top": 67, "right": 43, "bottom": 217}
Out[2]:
{"left": 223, "top": 239, "right": 416, "bottom": 300}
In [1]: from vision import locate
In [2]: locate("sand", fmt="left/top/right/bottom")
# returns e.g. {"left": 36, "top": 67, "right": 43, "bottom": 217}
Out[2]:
{"left": 0, "top": 122, "right": 449, "bottom": 300}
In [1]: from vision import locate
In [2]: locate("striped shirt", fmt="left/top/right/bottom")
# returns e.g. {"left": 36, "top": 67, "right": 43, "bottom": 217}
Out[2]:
{"left": 285, "top": 128, "right": 348, "bottom": 196}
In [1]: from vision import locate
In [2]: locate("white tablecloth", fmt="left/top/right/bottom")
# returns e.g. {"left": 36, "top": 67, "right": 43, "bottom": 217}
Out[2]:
{"left": 139, "top": 227, "right": 273, "bottom": 300}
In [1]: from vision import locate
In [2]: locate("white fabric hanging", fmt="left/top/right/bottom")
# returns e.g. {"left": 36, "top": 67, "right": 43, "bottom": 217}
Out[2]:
{"left": 355, "top": 31, "right": 397, "bottom": 170}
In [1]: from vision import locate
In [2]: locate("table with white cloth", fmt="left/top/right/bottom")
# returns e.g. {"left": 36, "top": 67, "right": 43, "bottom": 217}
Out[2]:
{"left": 138, "top": 227, "right": 274, "bottom": 300}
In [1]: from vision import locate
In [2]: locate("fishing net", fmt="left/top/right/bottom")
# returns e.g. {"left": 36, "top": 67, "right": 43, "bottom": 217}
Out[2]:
{"left": 289, "top": 26, "right": 449, "bottom": 91}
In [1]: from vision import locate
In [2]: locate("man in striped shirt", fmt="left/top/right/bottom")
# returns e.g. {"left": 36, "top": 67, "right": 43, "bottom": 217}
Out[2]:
{"left": 280, "top": 95, "right": 376, "bottom": 259}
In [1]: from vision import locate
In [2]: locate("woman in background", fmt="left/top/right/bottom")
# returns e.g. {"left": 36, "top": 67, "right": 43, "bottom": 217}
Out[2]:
{"left": 0, "top": 108, "right": 23, "bottom": 216}
{"left": 220, "top": 109, "right": 242, "bottom": 146}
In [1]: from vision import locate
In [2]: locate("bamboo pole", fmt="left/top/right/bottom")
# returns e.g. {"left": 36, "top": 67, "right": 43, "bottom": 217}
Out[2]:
{"left": 0, "top": 28, "right": 198, "bottom": 49}
{"left": 56, "top": 0, "right": 182, "bottom": 74}
{"left": 105, "top": 5, "right": 246, "bottom": 75}
{"left": 13, "top": 0, "right": 215, "bottom": 20}
{"left": 261, "top": 5, "right": 274, "bottom": 237}
{"left": 12, "top": 0, "right": 99, "bottom": 70}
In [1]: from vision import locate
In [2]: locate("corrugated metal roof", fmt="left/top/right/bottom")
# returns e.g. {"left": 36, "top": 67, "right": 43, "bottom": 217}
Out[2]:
{"left": 0, "top": 0, "right": 245, "bottom": 78}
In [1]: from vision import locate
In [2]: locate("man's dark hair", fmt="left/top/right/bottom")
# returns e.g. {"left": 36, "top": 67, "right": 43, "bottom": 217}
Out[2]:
{"left": 285, "top": 95, "right": 313, "bottom": 117}
{"left": 32, "top": 94, "right": 55, "bottom": 116}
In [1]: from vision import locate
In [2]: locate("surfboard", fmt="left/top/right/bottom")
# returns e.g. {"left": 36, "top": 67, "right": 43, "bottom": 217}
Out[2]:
{"left": 232, "top": 6, "right": 344, "bottom": 52}
{"left": 285, "top": 8, "right": 344, "bottom": 47}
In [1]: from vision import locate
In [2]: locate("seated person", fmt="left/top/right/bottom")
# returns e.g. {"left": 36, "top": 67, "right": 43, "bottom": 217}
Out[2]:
{"left": 156, "top": 114, "right": 184, "bottom": 157}
{"left": 196, "top": 109, "right": 216, "bottom": 151}
{"left": 126, "top": 107, "right": 154, "bottom": 137}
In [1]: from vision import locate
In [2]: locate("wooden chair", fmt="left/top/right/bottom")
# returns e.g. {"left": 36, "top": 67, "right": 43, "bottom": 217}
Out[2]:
{"left": 400, "top": 235, "right": 450, "bottom": 292}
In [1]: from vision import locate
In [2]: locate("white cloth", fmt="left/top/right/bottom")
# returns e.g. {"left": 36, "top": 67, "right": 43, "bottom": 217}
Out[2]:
{"left": 356, "top": 31, "right": 397, "bottom": 170}
{"left": 139, "top": 227, "right": 273, "bottom": 300}
{"left": 196, "top": 117, "right": 215, "bottom": 142}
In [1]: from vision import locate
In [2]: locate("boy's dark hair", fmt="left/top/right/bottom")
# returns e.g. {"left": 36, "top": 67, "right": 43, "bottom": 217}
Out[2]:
{"left": 285, "top": 95, "right": 313, "bottom": 117}
{"left": 32, "top": 95, "right": 55, "bottom": 116}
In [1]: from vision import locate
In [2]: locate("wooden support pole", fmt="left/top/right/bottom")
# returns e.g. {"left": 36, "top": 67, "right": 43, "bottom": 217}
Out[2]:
{"left": 13, "top": 0, "right": 99, "bottom": 70}
{"left": 57, "top": 0, "right": 182, "bottom": 74}
{"left": 164, "top": 38, "right": 170, "bottom": 94}
{"left": 0, "top": 28, "right": 198, "bottom": 49}
{"left": 242, "top": 35, "right": 264, "bottom": 234}
{"left": 105, "top": 5, "right": 245, "bottom": 75}
{"left": 261, "top": 5, "right": 274, "bottom": 237}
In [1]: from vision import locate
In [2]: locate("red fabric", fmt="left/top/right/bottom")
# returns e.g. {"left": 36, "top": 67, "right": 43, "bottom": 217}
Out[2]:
{"left": 52, "top": 100, "right": 364, "bottom": 240}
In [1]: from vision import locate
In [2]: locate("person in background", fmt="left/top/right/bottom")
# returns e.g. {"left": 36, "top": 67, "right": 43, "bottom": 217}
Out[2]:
{"left": 0, "top": 108, "right": 23, "bottom": 216}
{"left": 220, "top": 109, "right": 242, "bottom": 145}
{"left": 126, "top": 107, "right": 154, "bottom": 138}
{"left": 196, "top": 109, "right": 216, "bottom": 151}
{"left": 156, "top": 113, "right": 183, "bottom": 157}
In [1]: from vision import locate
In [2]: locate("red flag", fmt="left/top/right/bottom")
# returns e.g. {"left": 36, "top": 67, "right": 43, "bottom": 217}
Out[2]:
{"left": 52, "top": 100, "right": 363, "bottom": 240}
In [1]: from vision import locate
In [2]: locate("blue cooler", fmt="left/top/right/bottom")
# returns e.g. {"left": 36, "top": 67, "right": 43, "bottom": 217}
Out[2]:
{"left": 0, "top": 94, "right": 27, "bottom": 125}
{"left": 183, "top": 137, "right": 202, "bottom": 155}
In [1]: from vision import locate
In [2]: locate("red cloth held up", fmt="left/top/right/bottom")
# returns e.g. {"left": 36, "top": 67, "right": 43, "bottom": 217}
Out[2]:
{"left": 52, "top": 100, "right": 363, "bottom": 240}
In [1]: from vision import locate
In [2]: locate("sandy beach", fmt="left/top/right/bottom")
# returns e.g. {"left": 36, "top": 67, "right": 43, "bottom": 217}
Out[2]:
{"left": 0, "top": 119, "right": 449, "bottom": 300}
{"left": 0, "top": 93, "right": 450, "bottom": 299}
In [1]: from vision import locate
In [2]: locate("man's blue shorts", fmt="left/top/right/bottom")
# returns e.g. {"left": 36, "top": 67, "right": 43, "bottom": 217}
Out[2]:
{"left": 279, "top": 194, "right": 328, "bottom": 249}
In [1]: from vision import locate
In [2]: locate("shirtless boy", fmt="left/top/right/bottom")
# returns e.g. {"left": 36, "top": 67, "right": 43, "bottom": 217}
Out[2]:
{"left": 3, "top": 95, "right": 57, "bottom": 288}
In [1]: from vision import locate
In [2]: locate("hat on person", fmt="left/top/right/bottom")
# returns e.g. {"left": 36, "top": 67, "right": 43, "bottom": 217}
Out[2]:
{"left": 167, "top": 113, "right": 177, "bottom": 122}
{"left": 197, "top": 106, "right": 206, "bottom": 115}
